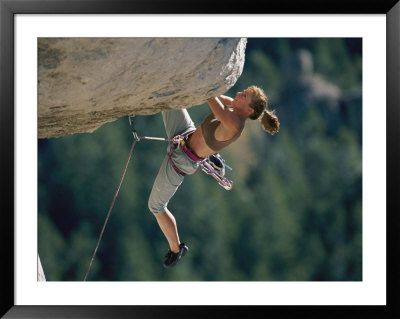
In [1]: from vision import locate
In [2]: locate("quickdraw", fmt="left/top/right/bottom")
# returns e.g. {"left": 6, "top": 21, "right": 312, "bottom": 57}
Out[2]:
{"left": 129, "top": 115, "right": 234, "bottom": 190}
{"left": 200, "top": 153, "right": 233, "bottom": 191}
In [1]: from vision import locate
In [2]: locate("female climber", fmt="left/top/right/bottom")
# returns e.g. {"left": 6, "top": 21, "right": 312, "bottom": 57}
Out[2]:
{"left": 148, "top": 85, "right": 280, "bottom": 268}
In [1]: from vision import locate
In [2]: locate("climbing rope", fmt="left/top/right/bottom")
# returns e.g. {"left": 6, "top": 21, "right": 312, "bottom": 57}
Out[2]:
{"left": 83, "top": 138, "right": 137, "bottom": 281}
{"left": 83, "top": 115, "right": 167, "bottom": 281}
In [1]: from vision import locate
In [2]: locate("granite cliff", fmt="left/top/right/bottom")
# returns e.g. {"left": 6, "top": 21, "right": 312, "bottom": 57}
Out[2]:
{"left": 38, "top": 38, "right": 247, "bottom": 138}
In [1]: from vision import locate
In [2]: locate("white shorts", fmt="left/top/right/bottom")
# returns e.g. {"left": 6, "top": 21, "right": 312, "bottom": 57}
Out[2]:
{"left": 148, "top": 109, "right": 199, "bottom": 214}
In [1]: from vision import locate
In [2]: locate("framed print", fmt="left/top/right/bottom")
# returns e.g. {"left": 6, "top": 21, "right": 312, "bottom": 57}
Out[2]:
{"left": 1, "top": 0, "right": 399, "bottom": 318}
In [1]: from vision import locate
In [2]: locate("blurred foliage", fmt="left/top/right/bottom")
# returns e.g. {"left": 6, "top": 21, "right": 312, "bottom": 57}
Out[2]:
{"left": 38, "top": 38, "right": 362, "bottom": 281}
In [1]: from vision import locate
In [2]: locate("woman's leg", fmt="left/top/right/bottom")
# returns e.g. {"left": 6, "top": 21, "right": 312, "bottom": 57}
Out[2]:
{"left": 153, "top": 208, "right": 180, "bottom": 253}
{"left": 162, "top": 109, "right": 195, "bottom": 138}
{"left": 148, "top": 154, "right": 184, "bottom": 252}
{"left": 149, "top": 109, "right": 196, "bottom": 258}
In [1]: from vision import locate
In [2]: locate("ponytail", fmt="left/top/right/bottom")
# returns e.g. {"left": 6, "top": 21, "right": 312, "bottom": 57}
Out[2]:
{"left": 259, "top": 109, "right": 280, "bottom": 135}
{"left": 246, "top": 85, "right": 280, "bottom": 135}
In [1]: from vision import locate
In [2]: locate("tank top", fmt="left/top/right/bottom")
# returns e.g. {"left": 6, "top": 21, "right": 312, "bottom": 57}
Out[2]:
{"left": 200, "top": 113, "right": 244, "bottom": 152}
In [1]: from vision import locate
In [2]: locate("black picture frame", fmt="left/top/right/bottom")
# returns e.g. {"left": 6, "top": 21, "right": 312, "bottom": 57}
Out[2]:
{"left": 1, "top": 0, "right": 399, "bottom": 318}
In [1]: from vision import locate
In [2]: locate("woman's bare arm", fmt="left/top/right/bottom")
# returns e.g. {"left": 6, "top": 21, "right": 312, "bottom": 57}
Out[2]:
{"left": 207, "top": 97, "right": 241, "bottom": 132}
{"left": 217, "top": 95, "right": 234, "bottom": 106}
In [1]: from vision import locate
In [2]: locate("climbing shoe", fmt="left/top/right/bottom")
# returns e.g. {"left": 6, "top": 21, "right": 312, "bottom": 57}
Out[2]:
{"left": 163, "top": 243, "right": 189, "bottom": 268}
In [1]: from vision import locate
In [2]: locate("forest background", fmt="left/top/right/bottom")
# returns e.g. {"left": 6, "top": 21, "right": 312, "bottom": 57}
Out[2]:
{"left": 38, "top": 38, "right": 362, "bottom": 281}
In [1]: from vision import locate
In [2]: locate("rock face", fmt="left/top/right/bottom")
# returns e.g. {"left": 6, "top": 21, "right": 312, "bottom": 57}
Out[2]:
{"left": 38, "top": 38, "right": 247, "bottom": 138}
{"left": 38, "top": 254, "right": 46, "bottom": 281}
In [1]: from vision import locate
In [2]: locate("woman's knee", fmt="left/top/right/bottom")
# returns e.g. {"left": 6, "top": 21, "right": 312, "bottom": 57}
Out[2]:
{"left": 148, "top": 195, "right": 166, "bottom": 215}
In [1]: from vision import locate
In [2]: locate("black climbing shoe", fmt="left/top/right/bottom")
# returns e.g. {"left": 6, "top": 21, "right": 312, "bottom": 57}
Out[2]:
{"left": 163, "top": 243, "right": 189, "bottom": 268}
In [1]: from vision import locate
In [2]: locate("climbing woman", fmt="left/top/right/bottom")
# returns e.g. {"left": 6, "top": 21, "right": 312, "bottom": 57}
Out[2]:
{"left": 148, "top": 85, "right": 280, "bottom": 268}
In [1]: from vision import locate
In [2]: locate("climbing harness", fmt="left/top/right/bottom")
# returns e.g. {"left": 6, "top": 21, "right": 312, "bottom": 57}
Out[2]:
{"left": 129, "top": 115, "right": 234, "bottom": 190}
{"left": 83, "top": 114, "right": 234, "bottom": 280}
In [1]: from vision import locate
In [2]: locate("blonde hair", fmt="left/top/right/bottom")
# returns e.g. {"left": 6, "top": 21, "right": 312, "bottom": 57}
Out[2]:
{"left": 247, "top": 85, "right": 280, "bottom": 135}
